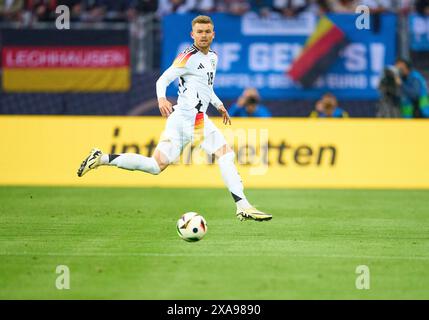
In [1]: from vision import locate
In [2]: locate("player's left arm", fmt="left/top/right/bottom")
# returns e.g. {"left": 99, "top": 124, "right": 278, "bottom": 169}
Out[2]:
{"left": 211, "top": 90, "right": 231, "bottom": 125}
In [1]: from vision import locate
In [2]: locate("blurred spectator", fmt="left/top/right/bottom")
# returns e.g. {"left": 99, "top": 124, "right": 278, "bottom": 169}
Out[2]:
{"left": 401, "top": 0, "right": 414, "bottom": 13}
{"left": 57, "top": 0, "right": 83, "bottom": 21}
{"left": 80, "top": 0, "right": 104, "bottom": 22}
{"left": 394, "top": 58, "right": 429, "bottom": 118}
{"left": 23, "top": 0, "right": 80, "bottom": 24}
{"left": 0, "top": 0, "right": 24, "bottom": 21}
{"left": 158, "top": 0, "right": 214, "bottom": 16}
{"left": 248, "top": 0, "right": 270, "bottom": 15}
{"left": 359, "top": 0, "right": 394, "bottom": 33}
{"left": 360, "top": 0, "right": 394, "bottom": 13}
{"left": 271, "top": 0, "right": 311, "bottom": 17}
{"left": 228, "top": 88, "right": 272, "bottom": 117}
{"left": 217, "top": 0, "right": 250, "bottom": 15}
{"left": 100, "top": 0, "right": 138, "bottom": 22}
{"left": 135, "top": 0, "right": 158, "bottom": 14}
{"left": 329, "top": 0, "right": 358, "bottom": 12}
{"left": 309, "top": 93, "right": 349, "bottom": 117}
{"left": 416, "top": 0, "right": 429, "bottom": 16}
{"left": 316, "top": 0, "right": 330, "bottom": 14}
{"left": 25, "top": 0, "right": 57, "bottom": 21}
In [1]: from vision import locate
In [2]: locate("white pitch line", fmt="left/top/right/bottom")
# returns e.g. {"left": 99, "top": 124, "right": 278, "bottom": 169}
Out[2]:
{"left": 1, "top": 252, "right": 429, "bottom": 261}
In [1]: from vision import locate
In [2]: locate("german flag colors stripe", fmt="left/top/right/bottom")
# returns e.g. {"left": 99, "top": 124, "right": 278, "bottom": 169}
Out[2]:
{"left": 172, "top": 46, "right": 198, "bottom": 68}
{"left": 288, "top": 16, "right": 348, "bottom": 88}
{"left": 193, "top": 112, "right": 205, "bottom": 146}
{"left": 172, "top": 51, "right": 194, "bottom": 68}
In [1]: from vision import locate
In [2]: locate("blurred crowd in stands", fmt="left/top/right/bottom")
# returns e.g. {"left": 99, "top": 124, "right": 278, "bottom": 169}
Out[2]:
{"left": 1, "top": 0, "right": 429, "bottom": 24}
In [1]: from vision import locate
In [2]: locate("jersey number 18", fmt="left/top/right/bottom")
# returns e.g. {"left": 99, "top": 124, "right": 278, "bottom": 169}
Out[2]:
{"left": 207, "top": 72, "right": 214, "bottom": 86}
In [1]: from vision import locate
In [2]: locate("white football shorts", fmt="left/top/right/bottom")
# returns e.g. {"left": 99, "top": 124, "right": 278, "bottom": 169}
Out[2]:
{"left": 156, "top": 107, "right": 227, "bottom": 163}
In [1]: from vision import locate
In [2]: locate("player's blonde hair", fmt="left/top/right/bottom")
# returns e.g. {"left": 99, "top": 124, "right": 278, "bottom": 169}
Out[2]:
{"left": 192, "top": 15, "right": 214, "bottom": 27}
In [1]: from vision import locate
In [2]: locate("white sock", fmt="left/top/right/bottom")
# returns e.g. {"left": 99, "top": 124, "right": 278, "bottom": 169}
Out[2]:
{"left": 103, "top": 153, "right": 161, "bottom": 175}
{"left": 100, "top": 154, "right": 110, "bottom": 164}
{"left": 217, "top": 152, "right": 251, "bottom": 209}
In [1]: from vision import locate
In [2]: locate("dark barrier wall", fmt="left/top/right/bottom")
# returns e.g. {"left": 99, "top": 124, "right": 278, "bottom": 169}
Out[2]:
{"left": 0, "top": 72, "right": 159, "bottom": 115}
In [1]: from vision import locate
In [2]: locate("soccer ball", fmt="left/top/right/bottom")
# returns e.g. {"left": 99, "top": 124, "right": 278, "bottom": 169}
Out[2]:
{"left": 176, "top": 212, "right": 207, "bottom": 242}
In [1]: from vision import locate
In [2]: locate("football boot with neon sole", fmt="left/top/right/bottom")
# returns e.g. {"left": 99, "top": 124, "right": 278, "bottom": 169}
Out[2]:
{"left": 236, "top": 206, "right": 272, "bottom": 222}
{"left": 77, "top": 148, "right": 102, "bottom": 177}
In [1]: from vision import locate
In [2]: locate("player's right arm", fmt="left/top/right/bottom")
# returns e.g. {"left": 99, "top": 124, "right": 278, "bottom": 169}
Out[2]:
{"left": 156, "top": 67, "right": 185, "bottom": 117}
{"left": 156, "top": 51, "right": 193, "bottom": 117}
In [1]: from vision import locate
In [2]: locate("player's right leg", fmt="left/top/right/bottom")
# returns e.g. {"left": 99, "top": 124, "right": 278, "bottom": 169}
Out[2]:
{"left": 77, "top": 148, "right": 169, "bottom": 177}
{"left": 77, "top": 109, "right": 184, "bottom": 177}
{"left": 76, "top": 148, "right": 103, "bottom": 177}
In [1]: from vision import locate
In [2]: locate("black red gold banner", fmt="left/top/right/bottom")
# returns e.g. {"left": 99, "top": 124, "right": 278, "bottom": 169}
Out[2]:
{"left": 1, "top": 29, "right": 130, "bottom": 92}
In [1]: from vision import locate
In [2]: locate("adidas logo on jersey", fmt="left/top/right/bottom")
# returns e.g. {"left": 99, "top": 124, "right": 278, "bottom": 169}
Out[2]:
{"left": 197, "top": 63, "right": 205, "bottom": 69}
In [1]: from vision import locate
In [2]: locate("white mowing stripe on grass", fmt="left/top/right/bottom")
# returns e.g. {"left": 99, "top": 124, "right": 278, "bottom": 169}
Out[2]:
{"left": 1, "top": 252, "right": 429, "bottom": 261}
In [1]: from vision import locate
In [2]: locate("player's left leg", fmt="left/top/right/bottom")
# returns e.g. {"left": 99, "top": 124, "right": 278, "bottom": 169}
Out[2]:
{"left": 201, "top": 118, "right": 272, "bottom": 222}
{"left": 214, "top": 145, "right": 272, "bottom": 222}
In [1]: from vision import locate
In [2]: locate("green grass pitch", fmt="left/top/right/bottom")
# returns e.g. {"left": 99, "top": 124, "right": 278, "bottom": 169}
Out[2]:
{"left": 1, "top": 186, "right": 428, "bottom": 299}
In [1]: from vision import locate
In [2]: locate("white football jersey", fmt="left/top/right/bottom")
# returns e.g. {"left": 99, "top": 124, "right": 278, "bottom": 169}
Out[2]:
{"left": 156, "top": 44, "right": 223, "bottom": 113}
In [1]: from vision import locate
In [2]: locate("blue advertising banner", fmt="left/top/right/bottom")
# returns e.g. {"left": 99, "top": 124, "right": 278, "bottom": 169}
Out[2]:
{"left": 409, "top": 13, "right": 429, "bottom": 51}
{"left": 162, "top": 13, "right": 397, "bottom": 100}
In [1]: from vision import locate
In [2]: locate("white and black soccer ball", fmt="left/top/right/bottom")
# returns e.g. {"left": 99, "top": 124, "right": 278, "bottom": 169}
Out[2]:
{"left": 176, "top": 212, "right": 207, "bottom": 242}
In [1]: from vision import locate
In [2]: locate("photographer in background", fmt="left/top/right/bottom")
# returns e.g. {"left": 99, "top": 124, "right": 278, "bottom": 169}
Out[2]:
{"left": 394, "top": 58, "right": 429, "bottom": 118}
{"left": 309, "top": 92, "right": 349, "bottom": 118}
{"left": 377, "top": 64, "right": 402, "bottom": 117}
{"left": 228, "top": 88, "right": 272, "bottom": 118}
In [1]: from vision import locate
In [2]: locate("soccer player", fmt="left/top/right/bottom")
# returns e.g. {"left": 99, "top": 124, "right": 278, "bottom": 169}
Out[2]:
{"left": 77, "top": 15, "right": 272, "bottom": 222}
